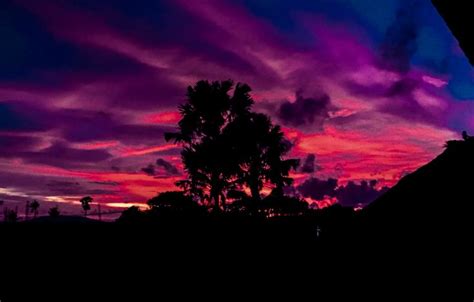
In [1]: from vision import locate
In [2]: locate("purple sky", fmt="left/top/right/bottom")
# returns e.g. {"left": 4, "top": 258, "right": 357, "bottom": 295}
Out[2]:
{"left": 1, "top": 0, "right": 473, "bottom": 216}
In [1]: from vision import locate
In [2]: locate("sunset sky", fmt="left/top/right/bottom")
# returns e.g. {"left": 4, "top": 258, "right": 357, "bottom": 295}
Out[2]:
{"left": 1, "top": 0, "right": 473, "bottom": 215}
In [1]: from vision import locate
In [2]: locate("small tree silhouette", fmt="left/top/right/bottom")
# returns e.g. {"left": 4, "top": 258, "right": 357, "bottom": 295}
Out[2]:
{"left": 4, "top": 208, "right": 18, "bottom": 223}
{"left": 117, "top": 206, "right": 143, "bottom": 223}
{"left": 48, "top": 206, "right": 60, "bottom": 218}
{"left": 29, "top": 200, "right": 40, "bottom": 219}
{"left": 25, "top": 200, "right": 30, "bottom": 220}
{"left": 80, "top": 196, "right": 93, "bottom": 217}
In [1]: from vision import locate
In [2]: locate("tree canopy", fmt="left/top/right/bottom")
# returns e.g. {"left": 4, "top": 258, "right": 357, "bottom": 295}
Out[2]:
{"left": 165, "top": 80, "right": 299, "bottom": 211}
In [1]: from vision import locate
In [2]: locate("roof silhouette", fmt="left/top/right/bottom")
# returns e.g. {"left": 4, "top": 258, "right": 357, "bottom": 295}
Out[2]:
{"left": 363, "top": 138, "right": 474, "bottom": 237}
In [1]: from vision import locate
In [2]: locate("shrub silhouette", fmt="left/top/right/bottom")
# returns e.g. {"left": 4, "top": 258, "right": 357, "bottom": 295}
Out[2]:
{"left": 117, "top": 206, "right": 144, "bottom": 223}
{"left": 4, "top": 208, "right": 18, "bottom": 223}
{"left": 48, "top": 206, "right": 60, "bottom": 218}
{"left": 147, "top": 191, "right": 206, "bottom": 217}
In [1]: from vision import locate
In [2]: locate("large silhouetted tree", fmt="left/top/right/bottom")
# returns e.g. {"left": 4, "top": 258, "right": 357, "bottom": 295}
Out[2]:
{"left": 165, "top": 80, "right": 253, "bottom": 211}
{"left": 80, "top": 196, "right": 93, "bottom": 217}
{"left": 166, "top": 80, "right": 298, "bottom": 210}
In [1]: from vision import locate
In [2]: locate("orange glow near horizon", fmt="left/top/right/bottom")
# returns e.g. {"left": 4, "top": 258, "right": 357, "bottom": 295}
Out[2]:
{"left": 105, "top": 202, "right": 149, "bottom": 209}
{"left": 144, "top": 111, "right": 181, "bottom": 124}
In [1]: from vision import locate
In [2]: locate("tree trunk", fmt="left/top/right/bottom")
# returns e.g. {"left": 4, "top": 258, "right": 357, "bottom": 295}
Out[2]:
{"left": 212, "top": 194, "right": 220, "bottom": 212}
{"left": 210, "top": 172, "right": 221, "bottom": 212}
{"left": 249, "top": 164, "right": 261, "bottom": 201}
{"left": 250, "top": 182, "right": 260, "bottom": 201}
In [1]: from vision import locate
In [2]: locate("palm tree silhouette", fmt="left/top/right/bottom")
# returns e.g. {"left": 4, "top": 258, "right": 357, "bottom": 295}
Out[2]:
{"left": 29, "top": 200, "right": 40, "bottom": 219}
{"left": 166, "top": 80, "right": 254, "bottom": 211}
{"left": 80, "top": 196, "right": 93, "bottom": 217}
{"left": 230, "top": 112, "right": 299, "bottom": 200}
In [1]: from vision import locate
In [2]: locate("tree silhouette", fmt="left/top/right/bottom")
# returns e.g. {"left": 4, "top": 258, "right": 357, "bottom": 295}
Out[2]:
{"left": 165, "top": 80, "right": 254, "bottom": 211}
{"left": 25, "top": 200, "right": 30, "bottom": 220}
{"left": 29, "top": 200, "right": 40, "bottom": 219}
{"left": 148, "top": 191, "right": 205, "bottom": 217}
{"left": 48, "top": 206, "right": 60, "bottom": 218}
{"left": 166, "top": 80, "right": 298, "bottom": 211}
{"left": 117, "top": 206, "right": 143, "bottom": 223}
{"left": 229, "top": 112, "right": 299, "bottom": 200}
{"left": 80, "top": 196, "right": 93, "bottom": 217}
{"left": 260, "top": 192, "right": 308, "bottom": 217}
{"left": 4, "top": 208, "right": 18, "bottom": 223}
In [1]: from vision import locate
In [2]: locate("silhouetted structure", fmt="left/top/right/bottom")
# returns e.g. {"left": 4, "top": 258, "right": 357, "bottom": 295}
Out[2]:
{"left": 363, "top": 137, "right": 474, "bottom": 242}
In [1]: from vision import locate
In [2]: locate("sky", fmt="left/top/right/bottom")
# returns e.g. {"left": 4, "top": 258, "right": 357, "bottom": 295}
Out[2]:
{"left": 1, "top": 0, "right": 474, "bottom": 216}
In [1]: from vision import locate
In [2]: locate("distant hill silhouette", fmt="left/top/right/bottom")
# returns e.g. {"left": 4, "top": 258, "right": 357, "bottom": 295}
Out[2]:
{"left": 21, "top": 215, "right": 104, "bottom": 225}
{"left": 362, "top": 139, "right": 474, "bottom": 239}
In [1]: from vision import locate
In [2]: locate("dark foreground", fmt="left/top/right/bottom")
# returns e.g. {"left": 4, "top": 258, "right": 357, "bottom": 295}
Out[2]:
{"left": 1, "top": 214, "right": 472, "bottom": 301}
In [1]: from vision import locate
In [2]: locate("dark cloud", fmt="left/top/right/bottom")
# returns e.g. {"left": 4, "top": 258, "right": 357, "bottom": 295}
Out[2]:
{"left": 278, "top": 92, "right": 331, "bottom": 128}
{"left": 107, "top": 73, "right": 184, "bottom": 110}
{"left": 0, "top": 101, "right": 52, "bottom": 132}
{"left": 297, "top": 177, "right": 388, "bottom": 207}
{"left": 380, "top": 78, "right": 447, "bottom": 126}
{"left": 379, "top": 0, "right": 421, "bottom": 73}
{"left": 298, "top": 177, "right": 338, "bottom": 200}
{"left": 22, "top": 141, "right": 112, "bottom": 169}
{"left": 0, "top": 134, "right": 42, "bottom": 157}
{"left": 386, "top": 78, "right": 417, "bottom": 97}
{"left": 0, "top": 103, "right": 173, "bottom": 149}
{"left": 335, "top": 180, "right": 389, "bottom": 208}
{"left": 46, "top": 180, "right": 115, "bottom": 196}
{"left": 156, "top": 158, "right": 179, "bottom": 175}
{"left": 111, "top": 166, "right": 121, "bottom": 172}
{"left": 346, "top": 75, "right": 447, "bottom": 127}
{"left": 59, "top": 109, "right": 174, "bottom": 145}
{"left": 141, "top": 164, "right": 156, "bottom": 176}
{"left": 141, "top": 159, "right": 179, "bottom": 176}
{"left": 89, "top": 181, "right": 119, "bottom": 186}
{"left": 300, "top": 154, "right": 318, "bottom": 173}
{"left": 0, "top": 171, "right": 116, "bottom": 204}
{"left": 47, "top": 180, "right": 80, "bottom": 187}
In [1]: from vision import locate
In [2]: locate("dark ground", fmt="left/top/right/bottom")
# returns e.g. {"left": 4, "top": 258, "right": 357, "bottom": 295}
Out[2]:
{"left": 0, "top": 214, "right": 472, "bottom": 301}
